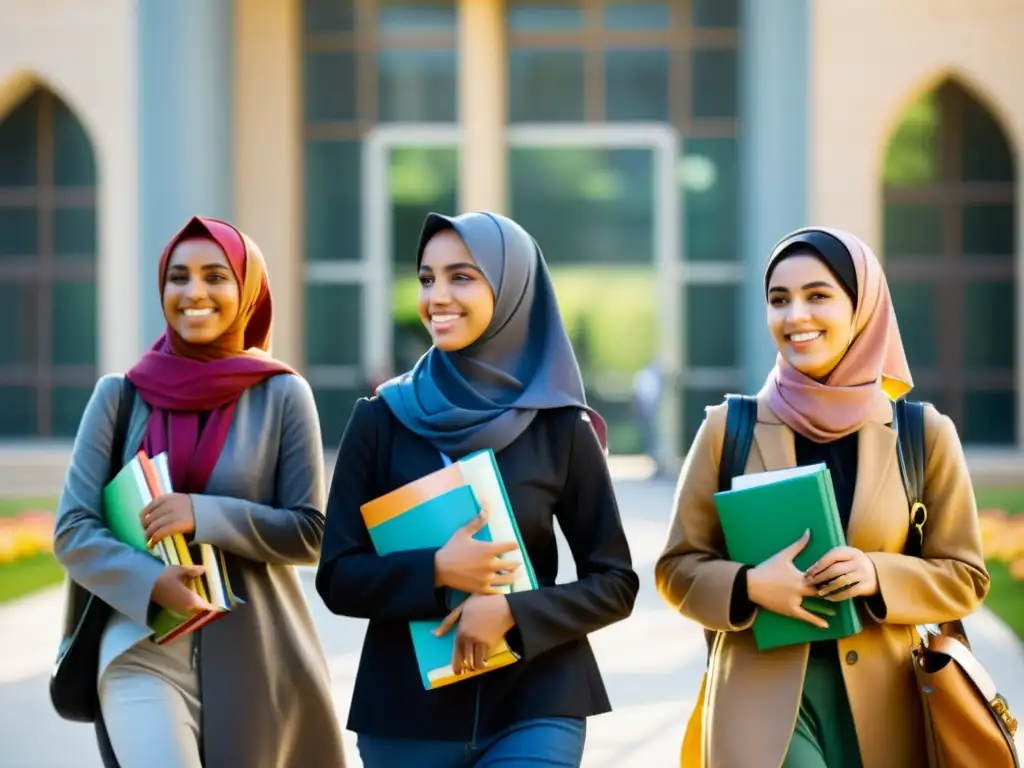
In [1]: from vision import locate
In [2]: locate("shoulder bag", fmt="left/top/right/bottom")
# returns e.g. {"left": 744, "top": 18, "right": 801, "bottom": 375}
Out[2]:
{"left": 49, "top": 376, "right": 135, "bottom": 723}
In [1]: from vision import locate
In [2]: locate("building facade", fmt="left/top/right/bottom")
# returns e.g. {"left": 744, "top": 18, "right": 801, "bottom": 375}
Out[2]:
{"left": 0, "top": 0, "right": 1021, "bottom": 485}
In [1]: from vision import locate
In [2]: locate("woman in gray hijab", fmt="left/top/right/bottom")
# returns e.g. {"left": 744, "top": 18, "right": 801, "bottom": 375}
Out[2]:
{"left": 317, "top": 212, "right": 639, "bottom": 767}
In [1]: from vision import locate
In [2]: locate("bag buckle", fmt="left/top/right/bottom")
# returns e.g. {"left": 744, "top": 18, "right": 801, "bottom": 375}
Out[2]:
{"left": 911, "top": 501, "right": 928, "bottom": 541}
{"left": 992, "top": 694, "right": 1018, "bottom": 737}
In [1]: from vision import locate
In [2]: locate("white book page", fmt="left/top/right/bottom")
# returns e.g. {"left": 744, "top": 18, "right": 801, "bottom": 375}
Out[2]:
{"left": 151, "top": 452, "right": 172, "bottom": 493}
{"left": 459, "top": 453, "right": 532, "bottom": 593}
{"left": 730, "top": 462, "right": 826, "bottom": 491}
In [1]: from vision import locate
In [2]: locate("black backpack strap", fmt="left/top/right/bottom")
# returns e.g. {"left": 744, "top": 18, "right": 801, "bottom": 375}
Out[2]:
{"left": 719, "top": 395, "right": 758, "bottom": 492}
{"left": 109, "top": 376, "right": 135, "bottom": 481}
{"left": 706, "top": 395, "right": 757, "bottom": 659}
{"left": 893, "top": 398, "right": 928, "bottom": 558}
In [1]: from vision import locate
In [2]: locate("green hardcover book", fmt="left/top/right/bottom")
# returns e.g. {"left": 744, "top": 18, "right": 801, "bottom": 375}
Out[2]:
{"left": 102, "top": 451, "right": 161, "bottom": 558}
{"left": 713, "top": 463, "right": 863, "bottom": 651}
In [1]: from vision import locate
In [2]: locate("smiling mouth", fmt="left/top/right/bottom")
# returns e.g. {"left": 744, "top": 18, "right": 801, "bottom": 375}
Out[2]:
{"left": 430, "top": 313, "right": 462, "bottom": 330}
{"left": 182, "top": 308, "right": 216, "bottom": 318}
{"left": 787, "top": 331, "right": 823, "bottom": 343}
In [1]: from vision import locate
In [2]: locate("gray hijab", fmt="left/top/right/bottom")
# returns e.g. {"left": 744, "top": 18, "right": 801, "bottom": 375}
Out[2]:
{"left": 377, "top": 211, "right": 607, "bottom": 458}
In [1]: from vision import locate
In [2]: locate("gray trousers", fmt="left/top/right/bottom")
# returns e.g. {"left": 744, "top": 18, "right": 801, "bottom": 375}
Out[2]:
{"left": 98, "top": 635, "right": 202, "bottom": 768}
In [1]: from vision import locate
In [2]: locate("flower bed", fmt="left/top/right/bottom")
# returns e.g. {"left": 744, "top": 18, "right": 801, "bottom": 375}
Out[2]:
{"left": 0, "top": 511, "right": 55, "bottom": 565}
{"left": 979, "top": 509, "right": 1024, "bottom": 577}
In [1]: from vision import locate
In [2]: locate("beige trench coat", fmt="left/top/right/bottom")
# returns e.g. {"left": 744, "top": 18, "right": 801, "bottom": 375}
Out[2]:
{"left": 656, "top": 397, "right": 990, "bottom": 768}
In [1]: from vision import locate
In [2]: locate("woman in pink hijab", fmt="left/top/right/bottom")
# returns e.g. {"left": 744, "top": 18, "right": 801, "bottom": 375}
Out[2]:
{"left": 656, "top": 227, "right": 989, "bottom": 767}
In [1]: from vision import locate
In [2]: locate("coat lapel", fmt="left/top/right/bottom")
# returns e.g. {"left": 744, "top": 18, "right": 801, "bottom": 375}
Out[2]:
{"left": 751, "top": 422, "right": 796, "bottom": 473}
{"left": 845, "top": 419, "right": 898, "bottom": 550}
{"left": 753, "top": 398, "right": 899, "bottom": 550}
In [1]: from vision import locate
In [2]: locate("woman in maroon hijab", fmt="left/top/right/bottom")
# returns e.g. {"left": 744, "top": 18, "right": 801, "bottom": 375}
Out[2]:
{"left": 53, "top": 217, "right": 346, "bottom": 767}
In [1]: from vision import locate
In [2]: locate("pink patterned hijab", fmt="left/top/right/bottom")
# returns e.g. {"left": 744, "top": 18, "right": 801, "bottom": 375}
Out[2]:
{"left": 757, "top": 226, "right": 913, "bottom": 442}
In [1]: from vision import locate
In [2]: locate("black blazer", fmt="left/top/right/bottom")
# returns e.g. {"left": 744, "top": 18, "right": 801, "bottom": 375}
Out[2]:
{"left": 316, "top": 397, "right": 639, "bottom": 741}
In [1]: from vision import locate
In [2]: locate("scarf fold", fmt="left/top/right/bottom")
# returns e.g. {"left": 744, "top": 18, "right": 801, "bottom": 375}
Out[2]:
{"left": 126, "top": 217, "right": 293, "bottom": 493}
{"left": 378, "top": 211, "right": 607, "bottom": 457}
{"left": 758, "top": 226, "right": 913, "bottom": 442}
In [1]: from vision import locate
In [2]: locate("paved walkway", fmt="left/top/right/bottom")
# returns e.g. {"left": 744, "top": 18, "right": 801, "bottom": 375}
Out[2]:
{"left": 1, "top": 477, "right": 1022, "bottom": 767}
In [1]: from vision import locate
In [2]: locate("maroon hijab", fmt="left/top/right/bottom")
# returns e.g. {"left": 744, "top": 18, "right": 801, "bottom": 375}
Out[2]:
{"left": 126, "top": 217, "right": 294, "bottom": 493}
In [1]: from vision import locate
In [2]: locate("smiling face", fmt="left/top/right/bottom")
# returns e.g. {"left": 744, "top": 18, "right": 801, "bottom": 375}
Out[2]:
{"left": 766, "top": 252, "right": 855, "bottom": 381}
{"left": 417, "top": 229, "right": 495, "bottom": 351}
{"left": 162, "top": 238, "right": 241, "bottom": 345}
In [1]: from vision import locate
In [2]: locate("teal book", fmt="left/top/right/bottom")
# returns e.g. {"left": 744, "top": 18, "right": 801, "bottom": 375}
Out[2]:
{"left": 713, "top": 463, "right": 863, "bottom": 651}
{"left": 360, "top": 450, "right": 535, "bottom": 689}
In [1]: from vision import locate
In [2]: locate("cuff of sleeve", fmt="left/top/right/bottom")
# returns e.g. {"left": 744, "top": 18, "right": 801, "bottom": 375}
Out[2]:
{"left": 866, "top": 551, "right": 903, "bottom": 622}
{"left": 504, "top": 590, "right": 543, "bottom": 660}
{"left": 862, "top": 554, "right": 889, "bottom": 622}
{"left": 729, "top": 566, "right": 757, "bottom": 628}
{"left": 190, "top": 494, "right": 216, "bottom": 545}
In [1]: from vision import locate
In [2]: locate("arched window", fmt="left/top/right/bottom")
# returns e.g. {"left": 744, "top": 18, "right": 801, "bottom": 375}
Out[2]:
{"left": 0, "top": 87, "right": 98, "bottom": 438}
{"left": 883, "top": 79, "right": 1017, "bottom": 445}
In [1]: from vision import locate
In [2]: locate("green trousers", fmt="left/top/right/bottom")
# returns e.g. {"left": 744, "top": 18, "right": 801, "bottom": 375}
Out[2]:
{"left": 782, "top": 656, "right": 863, "bottom": 768}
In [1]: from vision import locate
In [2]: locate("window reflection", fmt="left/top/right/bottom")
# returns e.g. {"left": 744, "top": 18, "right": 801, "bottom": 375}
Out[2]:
{"left": 692, "top": 49, "right": 738, "bottom": 119}
{"left": 378, "top": 1, "right": 457, "bottom": 33}
{"left": 509, "top": 50, "right": 586, "bottom": 122}
{"left": 605, "top": 49, "right": 670, "bottom": 122}
{"left": 680, "top": 138, "right": 739, "bottom": 262}
{"left": 510, "top": 147, "right": 653, "bottom": 265}
{"left": 508, "top": 1, "right": 584, "bottom": 31}
{"left": 603, "top": 1, "right": 670, "bottom": 30}
{"left": 304, "top": 140, "right": 362, "bottom": 261}
{"left": 378, "top": 50, "right": 458, "bottom": 122}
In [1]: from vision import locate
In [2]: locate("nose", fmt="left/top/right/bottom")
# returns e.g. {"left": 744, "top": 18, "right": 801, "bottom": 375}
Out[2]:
{"left": 184, "top": 276, "right": 208, "bottom": 301}
{"left": 428, "top": 279, "right": 452, "bottom": 306}
{"left": 786, "top": 297, "right": 812, "bottom": 323}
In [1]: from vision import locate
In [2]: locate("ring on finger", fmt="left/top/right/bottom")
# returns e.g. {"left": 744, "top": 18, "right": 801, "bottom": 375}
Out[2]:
{"left": 817, "top": 574, "right": 846, "bottom": 597}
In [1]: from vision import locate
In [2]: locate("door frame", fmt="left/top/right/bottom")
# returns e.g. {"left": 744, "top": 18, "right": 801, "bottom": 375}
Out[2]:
{"left": 362, "top": 123, "right": 682, "bottom": 459}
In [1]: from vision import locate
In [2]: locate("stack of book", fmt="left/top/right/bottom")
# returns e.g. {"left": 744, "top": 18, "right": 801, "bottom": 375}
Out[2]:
{"left": 103, "top": 450, "right": 241, "bottom": 644}
{"left": 360, "top": 449, "right": 537, "bottom": 690}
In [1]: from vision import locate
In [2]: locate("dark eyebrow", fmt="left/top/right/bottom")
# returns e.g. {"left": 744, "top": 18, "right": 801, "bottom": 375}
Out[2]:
{"left": 767, "top": 280, "right": 835, "bottom": 294}
{"left": 418, "top": 262, "right": 483, "bottom": 274}
{"left": 167, "top": 263, "right": 231, "bottom": 272}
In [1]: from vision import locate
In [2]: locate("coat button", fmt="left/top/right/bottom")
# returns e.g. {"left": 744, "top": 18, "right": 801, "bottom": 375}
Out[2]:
{"left": 845, "top": 650, "right": 859, "bottom": 665}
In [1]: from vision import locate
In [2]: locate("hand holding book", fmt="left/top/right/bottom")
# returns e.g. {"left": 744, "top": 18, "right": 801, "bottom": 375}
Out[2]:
{"left": 746, "top": 529, "right": 829, "bottom": 630}
{"left": 433, "top": 593, "right": 516, "bottom": 675}
{"left": 141, "top": 492, "right": 195, "bottom": 549}
{"left": 151, "top": 564, "right": 216, "bottom": 616}
{"left": 804, "top": 545, "right": 879, "bottom": 601}
{"left": 433, "top": 507, "right": 524, "bottom": 595}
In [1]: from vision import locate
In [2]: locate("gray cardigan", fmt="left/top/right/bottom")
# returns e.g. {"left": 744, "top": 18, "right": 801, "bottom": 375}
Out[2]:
{"left": 53, "top": 372, "right": 346, "bottom": 767}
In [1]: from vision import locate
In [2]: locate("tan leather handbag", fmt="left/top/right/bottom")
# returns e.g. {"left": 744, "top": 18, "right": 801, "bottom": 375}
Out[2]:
{"left": 898, "top": 402, "right": 1019, "bottom": 767}
{"left": 913, "top": 621, "right": 1018, "bottom": 767}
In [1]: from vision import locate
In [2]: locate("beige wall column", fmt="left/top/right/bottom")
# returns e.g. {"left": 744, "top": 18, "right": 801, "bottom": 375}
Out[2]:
{"left": 234, "top": 0, "right": 302, "bottom": 367}
{"left": 458, "top": 0, "right": 507, "bottom": 213}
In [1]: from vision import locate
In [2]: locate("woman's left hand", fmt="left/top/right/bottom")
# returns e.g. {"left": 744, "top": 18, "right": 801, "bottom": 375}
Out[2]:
{"left": 141, "top": 493, "right": 196, "bottom": 547}
{"left": 804, "top": 546, "right": 879, "bottom": 600}
{"left": 434, "top": 594, "right": 516, "bottom": 675}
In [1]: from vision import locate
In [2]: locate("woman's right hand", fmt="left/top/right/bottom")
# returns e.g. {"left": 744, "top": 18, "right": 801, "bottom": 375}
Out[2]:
{"left": 746, "top": 530, "right": 828, "bottom": 628}
{"left": 434, "top": 509, "right": 523, "bottom": 594}
{"left": 150, "top": 565, "right": 215, "bottom": 615}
